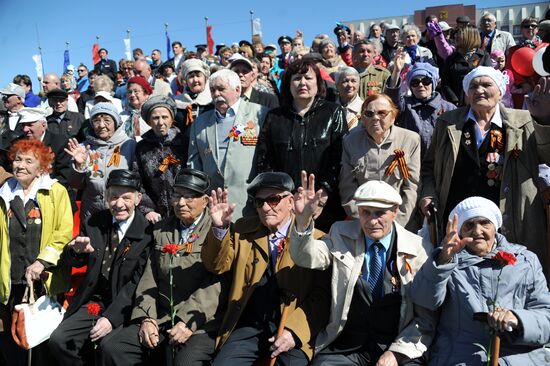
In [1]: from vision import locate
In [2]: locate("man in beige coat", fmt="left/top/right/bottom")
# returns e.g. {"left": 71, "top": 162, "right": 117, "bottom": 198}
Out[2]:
{"left": 291, "top": 174, "right": 436, "bottom": 366}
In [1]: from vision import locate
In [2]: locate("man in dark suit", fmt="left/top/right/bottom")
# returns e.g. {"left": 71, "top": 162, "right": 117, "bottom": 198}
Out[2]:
{"left": 46, "top": 89, "right": 84, "bottom": 140}
{"left": 49, "top": 170, "right": 153, "bottom": 365}
{"left": 93, "top": 48, "right": 118, "bottom": 82}
{"left": 229, "top": 54, "right": 279, "bottom": 109}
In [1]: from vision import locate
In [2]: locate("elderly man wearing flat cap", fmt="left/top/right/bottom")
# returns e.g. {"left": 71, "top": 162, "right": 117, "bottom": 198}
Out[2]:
{"left": 0, "top": 83, "right": 26, "bottom": 131}
{"left": 99, "top": 168, "right": 227, "bottom": 365}
{"left": 202, "top": 172, "right": 330, "bottom": 366}
{"left": 290, "top": 174, "right": 436, "bottom": 366}
{"left": 46, "top": 88, "right": 85, "bottom": 140}
{"left": 50, "top": 169, "right": 153, "bottom": 364}
{"left": 188, "top": 68, "right": 268, "bottom": 221}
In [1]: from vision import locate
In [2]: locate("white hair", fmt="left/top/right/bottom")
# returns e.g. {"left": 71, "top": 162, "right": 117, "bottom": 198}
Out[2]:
{"left": 209, "top": 69, "right": 241, "bottom": 90}
{"left": 401, "top": 24, "right": 421, "bottom": 40}
{"left": 335, "top": 66, "right": 360, "bottom": 85}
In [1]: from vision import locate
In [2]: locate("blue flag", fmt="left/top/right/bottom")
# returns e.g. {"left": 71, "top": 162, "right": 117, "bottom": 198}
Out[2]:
{"left": 63, "top": 49, "right": 70, "bottom": 72}
{"left": 166, "top": 31, "right": 172, "bottom": 60}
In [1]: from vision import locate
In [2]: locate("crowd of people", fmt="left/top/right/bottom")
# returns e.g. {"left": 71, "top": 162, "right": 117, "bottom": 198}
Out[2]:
{"left": 1, "top": 10, "right": 550, "bottom": 366}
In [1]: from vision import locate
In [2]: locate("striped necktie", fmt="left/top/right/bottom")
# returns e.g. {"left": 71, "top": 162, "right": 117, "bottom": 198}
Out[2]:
{"left": 368, "top": 242, "right": 384, "bottom": 299}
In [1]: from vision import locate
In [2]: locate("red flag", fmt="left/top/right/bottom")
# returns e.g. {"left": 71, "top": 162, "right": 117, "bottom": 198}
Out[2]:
{"left": 92, "top": 42, "right": 100, "bottom": 65}
{"left": 207, "top": 25, "right": 214, "bottom": 55}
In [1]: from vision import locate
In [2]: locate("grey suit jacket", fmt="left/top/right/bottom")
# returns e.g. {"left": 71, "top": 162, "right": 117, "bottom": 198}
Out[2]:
{"left": 188, "top": 100, "right": 268, "bottom": 220}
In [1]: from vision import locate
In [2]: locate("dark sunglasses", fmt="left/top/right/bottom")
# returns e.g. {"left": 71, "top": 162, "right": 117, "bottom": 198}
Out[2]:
{"left": 363, "top": 110, "right": 391, "bottom": 119}
{"left": 410, "top": 77, "right": 432, "bottom": 88}
{"left": 522, "top": 24, "right": 537, "bottom": 29}
{"left": 253, "top": 194, "right": 290, "bottom": 209}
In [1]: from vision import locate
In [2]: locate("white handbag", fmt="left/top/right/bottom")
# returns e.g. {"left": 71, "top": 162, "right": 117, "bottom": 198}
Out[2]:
{"left": 11, "top": 282, "right": 66, "bottom": 349}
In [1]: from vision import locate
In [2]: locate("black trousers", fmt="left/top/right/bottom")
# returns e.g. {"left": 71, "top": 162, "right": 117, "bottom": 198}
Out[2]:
{"left": 312, "top": 351, "right": 425, "bottom": 366}
{"left": 212, "top": 326, "right": 308, "bottom": 366}
{"left": 49, "top": 303, "right": 115, "bottom": 366}
{"left": 98, "top": 323, "right": 216, "bottom": 366}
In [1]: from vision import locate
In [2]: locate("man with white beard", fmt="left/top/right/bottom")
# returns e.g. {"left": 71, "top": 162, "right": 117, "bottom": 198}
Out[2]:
{"left": 188, "top": 69, "right": 268, "bottom": 220}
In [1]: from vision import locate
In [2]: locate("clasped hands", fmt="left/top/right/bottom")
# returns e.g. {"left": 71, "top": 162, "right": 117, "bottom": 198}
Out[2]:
{"left": 139, "top": 318, "right": 193, "bottom": 348}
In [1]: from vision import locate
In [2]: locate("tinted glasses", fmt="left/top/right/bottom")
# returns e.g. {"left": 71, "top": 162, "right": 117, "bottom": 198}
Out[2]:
{"left": 410, "top": 77, "right": 432, "bottom": 88}
{"left": 363, "top": 110, "right": 391, "bottom": 119}
{"left": 253, "top": 194, "right": 290, "bottom": 209}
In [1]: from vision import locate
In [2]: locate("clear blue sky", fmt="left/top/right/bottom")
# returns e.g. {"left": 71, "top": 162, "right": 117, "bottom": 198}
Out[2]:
{"left": 0, "top": 0, "right": 543, "bottom": 90}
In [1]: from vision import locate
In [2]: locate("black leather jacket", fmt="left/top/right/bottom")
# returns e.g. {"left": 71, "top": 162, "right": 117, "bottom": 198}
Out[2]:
{"left": 257, "top": 97, "right": 348, "bottom": 193}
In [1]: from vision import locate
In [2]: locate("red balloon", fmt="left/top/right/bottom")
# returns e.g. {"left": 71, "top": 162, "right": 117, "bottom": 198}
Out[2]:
{"left": 511, "top": 47, "right": 536, "bottom": 77}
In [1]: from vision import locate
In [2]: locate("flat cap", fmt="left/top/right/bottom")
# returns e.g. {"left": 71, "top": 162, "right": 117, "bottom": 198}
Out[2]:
{"left": 229, "top": 53, "right": 253, "bottom": 69}
{"left": 141, "top": 95, "right": 177, "bottom": 122}
{"left": 174, "top": 168, "right": 211, "bottom": 194}
{"left": 46, "top": 88, "right": 68, "bottom": 99}
{"left": 0, "top": 83, "right": 25, "bottom": 99}
{"left": 106, "top": 169, "right": 141, "bottom": 191}
{"left": 18, "top": 107, "right": 48, "bottom": 123}
{"left": 456, "top": 15, "right": 470, "bottom": 24}
{"left": 247, "top": 172, "right": 295, "bottom": 197}
{"left": 354, "top": 181, "right": 402, "bottom": 208}
{"left": 181, "top": 58, "right": 211, "bottom": 80}
{"left": 385, "top": 23, "right": 400, "bottom": 31}
{"left": 301, "top": 52, "right": 324, "bottom": 63}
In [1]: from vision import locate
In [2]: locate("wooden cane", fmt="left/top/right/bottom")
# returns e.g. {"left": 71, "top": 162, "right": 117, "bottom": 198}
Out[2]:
{"left": 490, "top": 334, "right": 501, "bottom": 366}
{"left": 428, "top": 202, "right": 439, "bottom": 247}
{"left": 268, "top": 303, "right": 291, "bottom": 366}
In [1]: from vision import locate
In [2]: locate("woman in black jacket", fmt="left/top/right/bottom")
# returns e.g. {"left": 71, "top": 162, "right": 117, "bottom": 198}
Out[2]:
{"left": 441, "top": 25, "right": 492, "bottom": 106}
{"left": 257, "top": 59, "right": 348, "bottom": 231}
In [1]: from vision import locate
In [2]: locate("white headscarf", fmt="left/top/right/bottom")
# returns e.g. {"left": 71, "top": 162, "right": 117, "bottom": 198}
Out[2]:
{"left": 449, "top": 196, "right": 503, "bottom": 233}
{"left": 462, "top": 66, "right": 507, "bottom": 97}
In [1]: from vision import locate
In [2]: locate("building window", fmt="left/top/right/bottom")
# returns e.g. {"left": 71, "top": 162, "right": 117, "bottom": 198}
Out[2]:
{"left": 500, "top": 25, "right": 509, "bottom": 32}
{"left": 513, "top": 25, "right": 521, "bottom": 36}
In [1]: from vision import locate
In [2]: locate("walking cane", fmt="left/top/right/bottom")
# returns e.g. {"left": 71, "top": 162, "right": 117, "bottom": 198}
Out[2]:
{"left": 491, "top": 333, "right": 500, "bottom": 366}
{"left": 268, "top": 295, "right": 293, "bottom": 366}
{"left": 428, "top": 202, "right": 439, "bottom": 247}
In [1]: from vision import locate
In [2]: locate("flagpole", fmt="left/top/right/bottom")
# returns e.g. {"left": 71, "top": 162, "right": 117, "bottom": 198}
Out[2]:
{"left": 127, "top": 29, "right": 131, "bottom": 60}
{"left": 249, "top": 10, "right": 254, "bottom": 40}
{"left": 205, "top": 17, "right": 208, "bottom": 47}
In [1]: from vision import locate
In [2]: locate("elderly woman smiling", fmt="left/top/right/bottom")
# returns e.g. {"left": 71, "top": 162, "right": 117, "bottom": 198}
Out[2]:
{"left": 420, "top": 70, "right": 550, "bottom": 269}
{"left": 412, "top": 197, "right": 550, "bottom": 365}
{"left": 339, "top": 94, "right": 421, "bottom": 228}
{"left": 0, "top": 139, "right": 72, "bottom": 363}
{"left": 66, "top": 102, "right": 136, "bottom": 221}
{"left": 335, "top": 66, "right": 363, "bottom": 130}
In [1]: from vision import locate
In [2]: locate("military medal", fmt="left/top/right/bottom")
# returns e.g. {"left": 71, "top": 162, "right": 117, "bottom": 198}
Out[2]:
{"left": 27, "top": 207, "right": 41, "bottom": 225}
{"left": 390, "top": 261, "right": 401, "bottom": 293}
{"left": 240, "top": 121, "right": 258, "bottom": 146}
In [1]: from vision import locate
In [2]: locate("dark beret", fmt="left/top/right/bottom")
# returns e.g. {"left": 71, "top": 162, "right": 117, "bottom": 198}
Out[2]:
{"left": 46, "top": 88, "right": 68, "bottom": 99}
{"left": 302, "top": 52, "right": 324, "bottom": 63}
{"left": 106, "top": 169, "right": 141, "bottom": 191}
{"left": 174, "top": 168, "right": 211, "bottom": 195}
{"left": 141, "top": 95, "right": 177, "bottom": 122}
{"left": 247, "top": 172, "right": 295, "bottom": 197}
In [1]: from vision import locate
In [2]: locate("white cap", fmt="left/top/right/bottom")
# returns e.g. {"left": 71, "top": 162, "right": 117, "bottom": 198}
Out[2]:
{"left": 66, "top": 64, "right": 75, "bottom": 71}
{"left": 229, "top": 53, "right": 253, "bottom": 69}
{"left": 0, "top": 83, "right": 25, "bottom": 99}
{"left": 354, "top": 181, "right": 402, "bottom": 208}
{"left": 18, "top": 107, "right": 48, "bottom": 123}
{"left": 94, "top": 91, "right": 115, "bottom": 102}
{"left": 449, "top": 196, "right": 502, "bottom": 233}
{"left": 438, "top": 21, "right": 451, "bottom": 32}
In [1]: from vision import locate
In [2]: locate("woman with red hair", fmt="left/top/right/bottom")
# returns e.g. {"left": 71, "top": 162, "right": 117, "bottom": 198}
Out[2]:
{"left": 0, "top": 139, "right": 73, "bottom": 365}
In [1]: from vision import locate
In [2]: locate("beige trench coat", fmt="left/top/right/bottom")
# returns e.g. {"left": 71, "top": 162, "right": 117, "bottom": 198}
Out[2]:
{"left": 420, "top": 105, "right": 550, "bottom": 269}
{"left": 339, "top": 125, "right": 421, "bottom": 228}
{"left": 289, "top": 220, "right": 436, "bottom": 359}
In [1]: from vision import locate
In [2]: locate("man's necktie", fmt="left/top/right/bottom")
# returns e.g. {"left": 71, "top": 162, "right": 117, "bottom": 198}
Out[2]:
{"left": 368, "top": 242, "right": 384, "bottom": 299}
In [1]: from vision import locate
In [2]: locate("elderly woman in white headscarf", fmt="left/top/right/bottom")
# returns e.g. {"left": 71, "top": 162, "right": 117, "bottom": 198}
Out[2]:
{"left": 335, "top": 66, "right": 363, "bottom": 130}
{"left": 412, "top": 196, "right": 550, "bottom": 366}
{"left": 420, "top": 69, "right": 550, "bottom": 269}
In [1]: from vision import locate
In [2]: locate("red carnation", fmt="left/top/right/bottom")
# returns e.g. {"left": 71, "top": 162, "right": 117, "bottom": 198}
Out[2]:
{"left": 162, "top": 243, "right": 179, "bottom": 255}
{"left": 494, "top": 251, "right": 517, "bottom": 266}
{"left": 87, "top": 302, "right": 101, "bottom": 317}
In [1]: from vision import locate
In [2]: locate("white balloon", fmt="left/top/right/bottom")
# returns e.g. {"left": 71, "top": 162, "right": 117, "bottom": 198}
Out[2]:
{"left": 533, "top": 46, "right": 550, "bottom": 77}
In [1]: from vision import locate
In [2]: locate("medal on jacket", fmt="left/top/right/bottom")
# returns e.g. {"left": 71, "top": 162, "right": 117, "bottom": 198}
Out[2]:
{"left": 389, "top": 260, "right": 401, "bottom": 293}
{"left": 240, "top": 121, "right": 258, "bottom": 146}
{"left": 182, "top": 233, "right": 199, "bottom": 253}
{"left": 486, "top": 152, "right": 502, "bottom": 186}
{"left": 27, "top": 207, "right": 41, "bottom": 225}
{"left": 228, "top": 124, "right": 244, "bottom": 141}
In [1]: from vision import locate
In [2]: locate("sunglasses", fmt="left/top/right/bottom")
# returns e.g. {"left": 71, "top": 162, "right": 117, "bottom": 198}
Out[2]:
{"left": 363, "top": 110, "right": 391, "bottom": 119}
{"left": 522, "top": 24, "right": 537, "bottom": 29}
{"left": 77, "top": 69, "right": 86, "bottom": 72}
{"left": 410, "top": 77, "right": 432, "bottom": 88}
{"left": 253, "top": 194, "right": 290, "bottom": 209}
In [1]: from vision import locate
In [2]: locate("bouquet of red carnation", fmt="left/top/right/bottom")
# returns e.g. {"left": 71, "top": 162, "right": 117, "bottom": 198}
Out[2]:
{"left": 87, "top": 302, "right": 101, "bottom": 349}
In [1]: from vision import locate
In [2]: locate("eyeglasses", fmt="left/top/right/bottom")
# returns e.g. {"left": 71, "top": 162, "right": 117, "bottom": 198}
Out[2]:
{"left": 253, "top": 194, "right": 290, "bottom": 209}
{"left": 91, "top": 116, "right": 113, "bottom": 126}
{"left": 363, "top": 110, "right": 391, "bottom": 119}
{"left": 522, "top": 24, "right": 538, "bottom": 29}
{"left": 77, "top": 69, "right": 86, "bottom": 73}
{"left": 409, "top": 77, "right": 432, "bottom": 88}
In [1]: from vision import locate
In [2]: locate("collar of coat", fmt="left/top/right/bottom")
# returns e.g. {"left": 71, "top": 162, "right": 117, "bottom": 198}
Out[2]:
{"left": 336, "top": 219, "right": 422, "bottom": 258}
{"left": 93, "top": 208, "right": 149, "bottom": 242}
{"left": 0, "top": 174, "right": 57, "bottom": 210}
{"left": 439, "top": 103, "right": 532, "bottom": 131}
{"left": 456, "top": 233, "right": 528, "bottom": 269}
